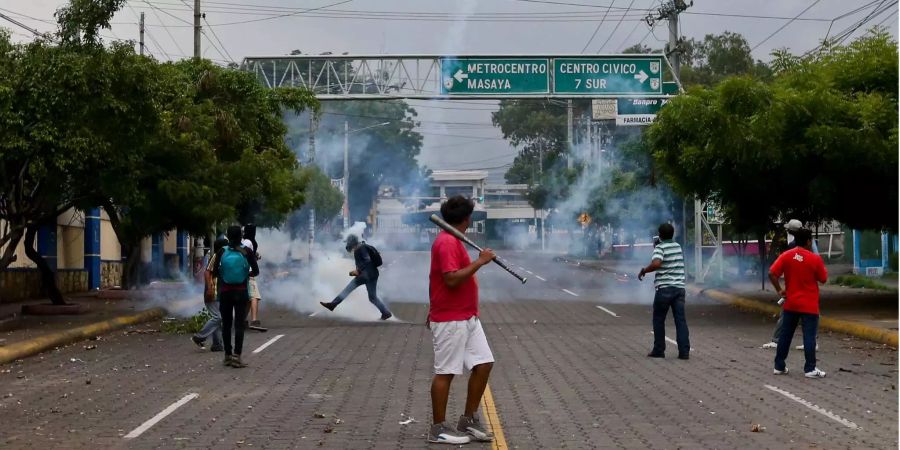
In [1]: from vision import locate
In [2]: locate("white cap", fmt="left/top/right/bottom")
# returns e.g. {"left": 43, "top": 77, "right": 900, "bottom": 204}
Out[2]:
{"left": 784, "top": 219, "right": 803, "bottom": 232}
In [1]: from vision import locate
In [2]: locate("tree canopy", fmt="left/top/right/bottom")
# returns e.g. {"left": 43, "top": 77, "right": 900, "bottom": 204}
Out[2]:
{"left": 647, "top": 29, "right": 897, "bottom": 233}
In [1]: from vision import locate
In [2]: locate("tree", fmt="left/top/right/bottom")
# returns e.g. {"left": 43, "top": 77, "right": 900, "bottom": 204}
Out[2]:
{"left": 680, "top": 32, "right": 773, "bottom": 86}
{"left": 102, "top": 59, "right": 318, "bottom": 287}
{"left": 647, "top": 30, "right": 898, "bottom": 281}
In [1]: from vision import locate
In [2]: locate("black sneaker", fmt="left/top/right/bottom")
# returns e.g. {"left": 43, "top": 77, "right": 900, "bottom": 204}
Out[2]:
{"left": 230, "top": 355, "right": 248, "bottom": 368}
{"left": 250, "top": 320, "right": 261, "bottom": 327}
{"left": 191, "top": 336, "right": 205, "bottom": 349}
{"left": 209, "top": 344, "right": 224, "bottom": 352}
{"left": 647, "top": 352, "right": 665, "bottom": 358}
{"left": 678, "top": 354, "right": 690, "bottom": 360}
{"left": 319, "top": 302, "right": 335, "bottom": 311}
{"left": 380, "top": 312, "right": 393, "bottom": 321}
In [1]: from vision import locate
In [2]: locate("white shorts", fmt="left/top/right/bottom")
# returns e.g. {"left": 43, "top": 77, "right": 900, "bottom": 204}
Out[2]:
{"left": 431, "top": 317, "right": 494, "bottom": 375}
{"left": 248, "top": 278, "right": 260, "bottom": 300}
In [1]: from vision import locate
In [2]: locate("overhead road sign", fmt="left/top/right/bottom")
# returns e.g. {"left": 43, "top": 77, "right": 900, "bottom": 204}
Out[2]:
{"left": 554, "top": 56, "right": 664, "bottom": 95}
{"left": 242, "top": 54, "right": 669, "bottom": 99}
{"left": 441, "top": 58, "right": 550, "bottom": 95}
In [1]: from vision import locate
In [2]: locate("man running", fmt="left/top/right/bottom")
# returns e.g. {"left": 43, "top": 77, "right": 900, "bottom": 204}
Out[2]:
{"left": 427, "top": 195, "right": 495, "bottom": 445}
{"left": 212, "top": 225, "right": 259, "bottom": 368}
{"left": 770, "top": 228, "right": 828, "bottom": 378}
{"left": 639, "top": 223, "right": 690, "bottom": 360}
{"left": 319, "top": 234, "right": 392, "bottom": 320}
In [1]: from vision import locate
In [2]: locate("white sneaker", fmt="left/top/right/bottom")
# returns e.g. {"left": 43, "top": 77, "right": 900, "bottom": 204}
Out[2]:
{"left": 773, "top": 368, "right": 789, "bottom": 375}
{"left": 762, "top": 342, "right": 777, "bottom": 349}
{"left": 804, "top": 368, "right": 826, "bottom": 378}
{"left": 795, "top": 344, "right": 820, "bottom": 350}
{"left": 428, "top": 422, "right": 471, "bottom": 445}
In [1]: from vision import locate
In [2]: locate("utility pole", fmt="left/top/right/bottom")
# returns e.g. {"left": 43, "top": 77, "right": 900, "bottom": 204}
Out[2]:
{"left": 308, "top": 114, "right": 317, "bottom": 259}
{"left": 648, "top": 0, "right": 691, "bottom": 252}
{"left": 566, "top": 99, "right": 574, "bottom": 170}
{"left": 343, "top": 120, "right": 350, "bottom": 230}
{"left": 139, "top": 12, "right": 145, "bottom": 56}
{"left": 193, "top": 0, "right": 202, "bottom": 58}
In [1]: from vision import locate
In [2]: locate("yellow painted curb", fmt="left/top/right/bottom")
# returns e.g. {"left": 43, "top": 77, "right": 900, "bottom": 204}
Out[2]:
{"left": 0, "top": 307, "right": 166, "bottom": 365}
{"left": 481, "top": 383, "right": 508, "bottom": 450}
{"left": 690, "top": 287, "right": 898, "bottom": 347}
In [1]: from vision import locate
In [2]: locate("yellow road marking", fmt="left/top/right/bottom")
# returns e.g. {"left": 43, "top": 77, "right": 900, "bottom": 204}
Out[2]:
{"left": 481, "top": 383, "right": 508, "bottom": 450}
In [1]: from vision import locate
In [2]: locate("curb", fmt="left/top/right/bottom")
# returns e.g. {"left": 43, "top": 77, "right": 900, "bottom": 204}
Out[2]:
{"left": 0, "top": 307, "right": 166, "bottom": 365}
{"left": 689, "top": 286, "right": 898, "bottom": 347}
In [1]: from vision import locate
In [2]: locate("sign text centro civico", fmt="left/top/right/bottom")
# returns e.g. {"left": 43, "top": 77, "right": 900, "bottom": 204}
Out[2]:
{"left": 440, "top": 55, "right": 665, "bottom": 96}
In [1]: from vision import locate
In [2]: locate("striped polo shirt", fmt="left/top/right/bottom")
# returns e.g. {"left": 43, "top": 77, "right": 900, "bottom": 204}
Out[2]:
{"left": 652, "top": 240, "right": 685, "bottom": 288}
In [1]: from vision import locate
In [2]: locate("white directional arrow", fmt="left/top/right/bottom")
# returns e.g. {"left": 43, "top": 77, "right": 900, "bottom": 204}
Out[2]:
{"left": 453, "top": 69, "right": 469, "bottom": 83}
{"left": 634, "top": 70, "right": 649, "bottom": 84}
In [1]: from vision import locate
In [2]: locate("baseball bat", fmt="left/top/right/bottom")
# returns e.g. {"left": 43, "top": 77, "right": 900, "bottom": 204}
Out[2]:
{"left": 429, "top": 214, "right": 527, "bottom": 284}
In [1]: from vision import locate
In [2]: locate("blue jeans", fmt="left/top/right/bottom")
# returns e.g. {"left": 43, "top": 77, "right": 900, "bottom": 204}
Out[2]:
{"left": 774, "top": 310, "right": 819, "bottom": 373}
{"left": 651, "top": 287, "right": 690, "bottom": 356}
{"left": 331, "top": 276, "right": 391, "bottom": 316}
{"left": 194, "top": 301, "right": 223, "bottom": 348}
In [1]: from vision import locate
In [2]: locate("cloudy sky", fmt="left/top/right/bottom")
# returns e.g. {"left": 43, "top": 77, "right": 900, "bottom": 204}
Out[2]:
{"left": 2, "top": 0, "right": 897, "bottom": 183}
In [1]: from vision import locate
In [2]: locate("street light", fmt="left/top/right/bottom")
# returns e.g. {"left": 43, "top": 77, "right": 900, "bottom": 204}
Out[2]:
{"left": 344, "top": 121, "right": 391, "bottom": 230}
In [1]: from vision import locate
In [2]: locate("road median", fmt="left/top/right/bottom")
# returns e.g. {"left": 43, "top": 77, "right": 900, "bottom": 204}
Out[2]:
{"left": 689, "top": 286, "right": 898, "bottom": 347}
{"left": 0, "top": 307, "right": 166, "bottom": 365}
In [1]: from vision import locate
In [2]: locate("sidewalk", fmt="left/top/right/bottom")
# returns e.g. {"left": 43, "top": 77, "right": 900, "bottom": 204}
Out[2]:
{"left": 0, "top": 283, "right": 193, "bottom": 351}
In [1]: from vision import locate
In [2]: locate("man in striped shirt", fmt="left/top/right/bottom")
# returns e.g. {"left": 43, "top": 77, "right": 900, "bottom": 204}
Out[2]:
{"left": 638, "top": 223, "right": 690, "bottom": 360}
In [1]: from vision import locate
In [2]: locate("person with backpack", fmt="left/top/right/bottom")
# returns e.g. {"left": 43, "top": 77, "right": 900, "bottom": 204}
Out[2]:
{"left": 212, "top": 225, "right": 260, "bottom": 368}
{"left": 319, "top": 234, "right": 393, "bottom": 320}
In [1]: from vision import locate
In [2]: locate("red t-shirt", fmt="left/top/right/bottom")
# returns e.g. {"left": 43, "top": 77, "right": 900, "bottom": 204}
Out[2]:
{"left": 769, "top": 247, "right": 827, "bottom": 314}
{"left": 429, "top": 231, "right": 479, "bottom": 322}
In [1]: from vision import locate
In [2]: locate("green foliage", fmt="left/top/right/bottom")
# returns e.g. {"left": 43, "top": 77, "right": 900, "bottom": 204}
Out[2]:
{"left": 831, "top": 274, "right": 894, "bottom": 291}
{"left": 161, "top": 309, "right": 212, "bottom": 334}
{"left": 648, "top": 30, "right": 898, "bottom": 233}
{"left": 681, "top": 32, "right": 773, "bottom": 86}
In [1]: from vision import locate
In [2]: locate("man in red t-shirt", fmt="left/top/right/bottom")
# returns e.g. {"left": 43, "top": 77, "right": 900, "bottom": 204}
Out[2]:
{"left": 426, "top": 196, "right": 496, "bottom": 445}
{"left": 769, "top": 228, "right": 828, "bottom": 378}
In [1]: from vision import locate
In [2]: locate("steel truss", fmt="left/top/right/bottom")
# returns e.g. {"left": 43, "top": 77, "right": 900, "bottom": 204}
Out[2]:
{"left": 240, "top": 54, "right": 672, "bottom": 100}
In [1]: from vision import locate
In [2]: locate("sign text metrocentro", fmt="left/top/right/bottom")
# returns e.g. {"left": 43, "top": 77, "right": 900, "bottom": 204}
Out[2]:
{"left": 440, "top": 55, "right": 664, "bottom": 96}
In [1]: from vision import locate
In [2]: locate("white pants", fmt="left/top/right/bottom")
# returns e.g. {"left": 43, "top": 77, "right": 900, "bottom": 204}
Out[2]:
{"left": 431, "top": 317, "right": 494, "bottom": 375}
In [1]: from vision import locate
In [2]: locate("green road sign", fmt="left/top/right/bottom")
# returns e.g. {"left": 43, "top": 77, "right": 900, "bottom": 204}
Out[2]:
{"left": 554, "top": 57, "right": 664, "bottom": 95}
{"left": 616, "top": 97, "right": 670, "bottom": 126}
{"left": 441, "top": 58, "right": 550, "bottom": 95}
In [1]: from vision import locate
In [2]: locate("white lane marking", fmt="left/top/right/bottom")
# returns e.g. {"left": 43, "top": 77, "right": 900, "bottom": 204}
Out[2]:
{"left": 535, "top": 275, "right": 547, "bottom": 282}
{"left": 595, "top": 305, "right": 619, "bottom": 317}
{"left": 124, "top": 393, "right": 199, "bottom": 439}
{"left": 252, "top": 334, "right": 285, "bottom": 354}
{"left": 764, "top": 384, "right": 859, "bottom": 429}
{"left": 562, "top": 289, "right": 579, "bottom": 297}
{"left": 309, "top": 311, "right": 321, "bottom": 317}
{"left": 525, "top": 270, "right": 534, "bottom": 275}
{"left": 664, "top": 336, "right": 678, "bottom": 346}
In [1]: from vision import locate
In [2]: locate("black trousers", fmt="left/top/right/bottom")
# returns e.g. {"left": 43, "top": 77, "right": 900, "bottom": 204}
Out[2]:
{"left": 220, "top": 290, "right": 250, "bottom": 356}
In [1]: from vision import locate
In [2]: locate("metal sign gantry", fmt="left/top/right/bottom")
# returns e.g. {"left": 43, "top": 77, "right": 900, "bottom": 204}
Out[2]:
{"left": 240, "top": 54, "right": 672, "bottom": 100}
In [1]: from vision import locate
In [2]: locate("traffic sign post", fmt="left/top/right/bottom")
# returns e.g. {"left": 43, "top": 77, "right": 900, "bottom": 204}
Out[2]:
{"left": 553, "top": 57, "right": 664, "bottom": 95}
{"left": 440, "top": 58, "right": 550, "bottom": 95}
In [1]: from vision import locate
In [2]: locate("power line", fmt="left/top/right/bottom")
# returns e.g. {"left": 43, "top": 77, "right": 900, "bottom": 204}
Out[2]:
{"left": 203, "top": 0, "right": 354, "bottom": 26}
{"left": 143, "top": 0, "right": 186, "bottom": 55}
{"left": 751, "top": 0, "right": 822, "bottom": 51}
{"left": 202, "top": 17, "right": 234, "bottom": 62}
{"left": 580, "top": 0, "right": 616, "bottom": 53}
{"left": 598, "top": 0, "right": 636, "bottom": 52}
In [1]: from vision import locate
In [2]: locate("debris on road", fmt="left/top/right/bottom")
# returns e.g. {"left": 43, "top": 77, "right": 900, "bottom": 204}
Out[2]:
{"left": 314, "top": 412, "right": 326, "bottom": 419}
{"left": 751, "top": 424, "right": 766, "bottom": 432}
{"left": 83, "top": 345, "right": 97, "bottom": 350}
{"left": 399, "top": 417, "right": 416, "bottom": 425}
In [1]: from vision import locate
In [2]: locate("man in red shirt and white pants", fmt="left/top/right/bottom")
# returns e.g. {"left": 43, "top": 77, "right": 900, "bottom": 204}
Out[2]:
{"left": 427, "top": 195, "right": 496, "bottom": 445}
{"left": 769, "top": 228, "right": 828, "bottom": 378}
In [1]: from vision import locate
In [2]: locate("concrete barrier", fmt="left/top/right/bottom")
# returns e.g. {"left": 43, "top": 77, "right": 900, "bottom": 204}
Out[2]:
{"left": 0, "top": 307, "right": 166, "bottom": 365}
{"left": 689, "top": 286, "right": 898, "bottom": 347}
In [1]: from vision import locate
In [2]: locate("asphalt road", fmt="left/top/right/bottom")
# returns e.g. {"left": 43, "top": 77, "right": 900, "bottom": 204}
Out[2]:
{"left": 0, "top": 250, "right": 896, "bottom": 449}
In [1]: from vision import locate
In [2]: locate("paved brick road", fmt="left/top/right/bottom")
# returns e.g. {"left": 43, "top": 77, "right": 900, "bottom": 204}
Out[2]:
{"left": 0, "top": 252, "right": 896, "bottom": 449}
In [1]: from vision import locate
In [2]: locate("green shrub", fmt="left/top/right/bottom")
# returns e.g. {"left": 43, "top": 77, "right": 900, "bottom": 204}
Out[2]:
{"left": 161, "top": 309, "right": 212, "bottom": 334}
{"left": 831, "top": 274, "right": 893, "bottom": 291}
